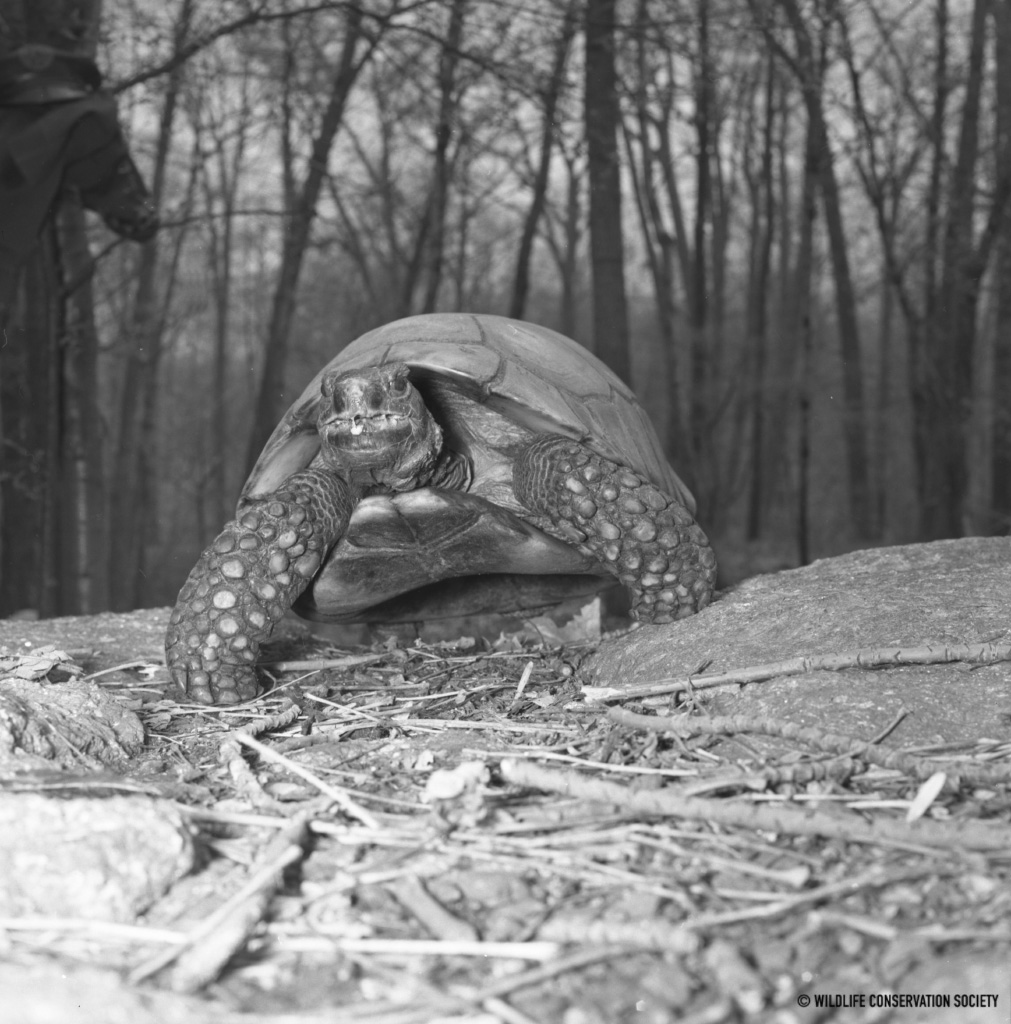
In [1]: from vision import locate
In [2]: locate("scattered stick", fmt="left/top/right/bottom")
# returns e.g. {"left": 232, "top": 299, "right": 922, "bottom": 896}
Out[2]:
{"left": 584, "top": 641, "right": 1011, "bottom": 703}
{"left": 236, "top": 698, "right": 301, "bottom": 737}
{"left": 388, "top": 876, "right": 481, "bottom": 942}
{"left": 537, "top": 916, "right": 698, "bottom": 953}
{"left": 219, "top": 732, "right": 280, "bottom": 810}
{"left": 680, "top": 758, "right": 863, "bottom": 796}
{"left": 292, "top": 936, "right": 561, "bottom": 960}
{"left": 465, "top": 945, "right": 642, "bottom": 1002}
{"left": 214, "top": 699, "right": 306, "bottom": 810}
{"left": 262, "top": 653, "right": 387, "bottom": 672}
{"left": 0, "top": 916, "right": 183, "bottom": 944}
{"left": 498, "top": 758, "right": 1011, "bottom": 852}
{"left": 234, "top": 732, "right": 381, "bottom": 829}
{"left": 81, "top": 659, "right": 161, "bottom": 681}
{"left": 129, "top": 815, "right": 313, "bottom": 989}
{"left": 607, "top": 707, "right": 1011, "bottom": 790}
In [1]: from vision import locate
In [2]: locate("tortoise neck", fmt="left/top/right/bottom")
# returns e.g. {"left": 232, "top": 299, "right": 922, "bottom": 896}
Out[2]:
{"left": 421, "top": 448, "right": 472, "bottom": 491}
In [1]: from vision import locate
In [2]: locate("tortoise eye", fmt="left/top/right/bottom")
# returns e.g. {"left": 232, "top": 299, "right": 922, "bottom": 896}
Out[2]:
{"left": 390, "top": 370, "right": 409, "bottom": 394}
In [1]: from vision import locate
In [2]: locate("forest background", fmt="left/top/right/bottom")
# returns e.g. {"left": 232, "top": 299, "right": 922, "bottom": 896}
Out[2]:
{"left": 0, "top": 0, "right": 1008, "bottom": 618}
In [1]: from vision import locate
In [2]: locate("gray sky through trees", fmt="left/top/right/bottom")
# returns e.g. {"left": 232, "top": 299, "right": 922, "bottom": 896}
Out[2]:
{"left": 0, "top": 0, "right": 1007, "bottom": 615}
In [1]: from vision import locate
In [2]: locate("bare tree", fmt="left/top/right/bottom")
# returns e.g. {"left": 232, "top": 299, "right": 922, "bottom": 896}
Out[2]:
{"left": 919, "top": 0, "right": 1008, "bottom": 536}
{"left": 107, "top": 0, "right": 194, "bottom": 610}
{"left": 418, "top": 0, "right": 467, "bottom": 313}
{"left": 837, "top": 0, "right": 1010, "bottom": 538}
{"left": 743, "top": 55, "right": 779, "bottom": 541}
{"left": 509, "top": 0, "right": 578, "bottom": 319}
{"left": 539, "top": 130, "right": 585, "bottom": 338}
{"left": 750, "top": 0, "right": 873, "bottom": 540}
{"left": 245, "top": 4, "right": 372, "bottom": 470}
{"left": 189, "top": 50, "right": 254, "bottom": 528}
{"left": 994, "top": 0, "right": 1011, "bottom": 529}
{"left": 584, "top": 0, "right": 630, "bottom": 379}
{"left": 623, "top": 0, "right": 686, "bottom": 458}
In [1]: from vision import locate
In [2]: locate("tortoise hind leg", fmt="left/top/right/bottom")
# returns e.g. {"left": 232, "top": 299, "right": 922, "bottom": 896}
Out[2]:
{"left": 512, "top": 436, "right": 716, "bottom": 622}
{"left": 165, "top": 469, "right": 356, "bottom": 705}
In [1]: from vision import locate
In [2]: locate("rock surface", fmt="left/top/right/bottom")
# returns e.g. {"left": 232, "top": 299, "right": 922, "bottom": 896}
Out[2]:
{"left": 587, "top": 538, "right": 1011, "bottom": 746}
{"left": 0, "top": 674, "right": 146, "bottom": 769}
{"left": 0, "top": 791, "right": 194, "bottom": 920}
{"left": 0, "top": 962, "right": 252, "bottom": 1024}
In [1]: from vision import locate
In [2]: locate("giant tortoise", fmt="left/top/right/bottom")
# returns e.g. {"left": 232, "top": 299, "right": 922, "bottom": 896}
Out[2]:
{"left": 166, "top": 314, "right": 716, "bottom": 703}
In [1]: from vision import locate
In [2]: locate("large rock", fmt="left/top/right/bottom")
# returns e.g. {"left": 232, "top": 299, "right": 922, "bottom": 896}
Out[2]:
{"left": 587, "top": 539, "right": 1011, "bottom": 746}
{"left": 0, "top": 792, "right": 194, "bottom": 920}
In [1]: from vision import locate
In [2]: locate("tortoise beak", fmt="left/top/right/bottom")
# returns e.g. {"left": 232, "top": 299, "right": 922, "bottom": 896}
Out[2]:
{"left": 320, "top": 410, "right": 412, "bottom": 447}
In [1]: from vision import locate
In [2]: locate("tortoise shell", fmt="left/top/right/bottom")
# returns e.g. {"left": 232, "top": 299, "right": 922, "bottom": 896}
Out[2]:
{"left": 242, "top": 314, "right": 694, "bottom": 623}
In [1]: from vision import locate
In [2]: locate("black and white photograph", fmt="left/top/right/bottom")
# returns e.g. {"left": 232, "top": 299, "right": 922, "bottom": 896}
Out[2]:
{"left": 0, "top": 0, "right": 1009, "bottom": 1020}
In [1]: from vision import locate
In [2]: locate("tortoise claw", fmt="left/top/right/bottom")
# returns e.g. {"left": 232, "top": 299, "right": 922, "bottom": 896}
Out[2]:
{"left": 166, "top": 655, "right": 258, "bottom": 705}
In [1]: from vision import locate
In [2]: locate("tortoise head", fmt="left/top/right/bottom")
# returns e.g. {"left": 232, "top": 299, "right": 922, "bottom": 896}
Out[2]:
{"left": 316, "top": 362, "right": 442, "bottom": 491}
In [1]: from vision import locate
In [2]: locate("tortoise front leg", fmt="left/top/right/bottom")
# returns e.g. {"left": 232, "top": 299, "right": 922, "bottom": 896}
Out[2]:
{"left": 513, "top": 436, "right": 716, "bottom": 622}
{"left": 166, "top": 470, "right": 356, "bottom": 705}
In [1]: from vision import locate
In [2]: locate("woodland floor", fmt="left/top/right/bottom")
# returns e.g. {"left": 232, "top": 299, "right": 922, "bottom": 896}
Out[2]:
{"left": 1, "top": 548, "right": 1010, "bottom": 1024}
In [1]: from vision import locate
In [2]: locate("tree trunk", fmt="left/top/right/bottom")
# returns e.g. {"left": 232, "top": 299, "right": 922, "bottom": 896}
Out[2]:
{"left": 793, "top": 107, "right": 819, "bottom": 566}
{"left": 510, "top": 0, "right": 577, "bottom": 320}
{"left": 420, "top": 0, "right": 466, "bottom": 314}
{"left": 916, "top": 0, "right": 993, "bottom": 538}
{"left": 772, "top": 0, "right": 872, "bottom": 539}
{"left": 624, "top": 0, "right": 682, "bottom": 459}
{"left": 745, "top": 57, "right": 777, "bottom": 541}
{"left": 993, "top": 0, "right": 1011, "bottom": 530}
{"left": 584, "top": 0, "right": 630, "bottom": 379}
{"left": 55, "top": 201, "right": 108, "bottom": 612}
{"left": 541, "top": 142, "right": 582, "bottom": 339}
{"left": 689, "top": 0, "right": 711, "bottom": 466}
{"left": 245, "top": 5, "right": 367, "bottom": 471}
{"left": 874, "top": 218, "right": 896, "bottom": 536}
{"left": 196, "top": 59, "right": 252, "bottom": 526}
{"left": 108, "top": 0, "right": 191, "bottom": 609}
{"left": 813, "top": 104, "right": 873, "bottom": 539}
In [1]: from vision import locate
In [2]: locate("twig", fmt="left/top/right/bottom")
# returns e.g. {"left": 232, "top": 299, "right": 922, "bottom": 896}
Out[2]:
{"left": 314, "top": 715, "right": 583, "bottom": 737}
{"left": 286, "top": 936, "right": 561, "bottom": 959}
{"left": 869, "top": 708, "right": 909, "bottom": 744}
{"left": 607, "top": 707, "right": 1011, "bottom": 790}
{"left": 498, "top": 758, "right": 1011, "bottom": 852}
{"left": 680, "top": 758, "right": 863, "bottom": 796}
{"left": 0, "top": 916, "right": 183, "bottom": 943}
{"left": 537, "top": 916, "right": 699, "bottom": 952}
{"left": 263, "top": 653, "right": 387, "bottom": 672}
{"left": 81, "top": 659, "right": 161, "bottom": 681}
{"left": 630, "top": 833, "right": 811, "bottom": 888}
{"left": 235, "top": 698, "right": 301, "bottom": 736}
{"left": 234, "top": 732, "right": 381, "bottom": 829}
{"left": 466, "top": 945, "right": 642, "bottom": 1001}
{"left": 129, "top": 815, "right": 313, "bottom": 989}
{"left": 387, "top": 876, "right": 480, "bottom": 942}
{"left": 219, "top": 732, "right": 280, "bottom": 810}
{"left": 507, "top": 660, "right": 535, "bottom": 714}
{"left": 584, "top": 641, "right": 1011, "bottom": 702}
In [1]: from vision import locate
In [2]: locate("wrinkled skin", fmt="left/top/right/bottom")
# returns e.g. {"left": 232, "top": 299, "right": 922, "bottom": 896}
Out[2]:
{"left": 166, "top": 364, "right": 716, "bottom": 704}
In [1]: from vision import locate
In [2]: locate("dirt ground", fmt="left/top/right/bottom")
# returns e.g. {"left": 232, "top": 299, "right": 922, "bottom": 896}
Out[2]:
{"left": 1, "top": 538, "right": 1009, "bottom": 1024}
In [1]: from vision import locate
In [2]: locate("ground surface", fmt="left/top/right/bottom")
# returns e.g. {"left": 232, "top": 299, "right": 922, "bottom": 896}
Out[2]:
{"left": 1, "top": 538, "right": 1009, "bottom": 1024}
